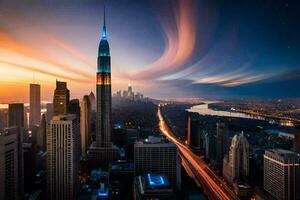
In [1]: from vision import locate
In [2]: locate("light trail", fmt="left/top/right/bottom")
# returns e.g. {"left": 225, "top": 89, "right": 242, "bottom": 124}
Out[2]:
{"left": 158, "top": 105, "right": 237, "bottom": 200}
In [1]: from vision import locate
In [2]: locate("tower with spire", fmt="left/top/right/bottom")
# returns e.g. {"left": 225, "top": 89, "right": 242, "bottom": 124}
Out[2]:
{"left": 88, "top": 7, "right": 119, "bottom": 168}
{"left": 96, "top": 6, "right": 112, "bottom": 148}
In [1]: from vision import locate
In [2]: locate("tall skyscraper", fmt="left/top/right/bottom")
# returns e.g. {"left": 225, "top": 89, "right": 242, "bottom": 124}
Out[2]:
{"left": 29, "top": 83, "right": 41, "bottom": 127}
{"left": 8, "top": 103, "right": 24, "bottom": 127}
{"left": 223, "top": 132, "right": 249, "bottom": 183}
{"left": 134, "top": 136, "right": 181, "bottom": 189}
{"left": 53, "top": 81, "right": 70, "bottom": 116}
{"left": 80, "top": 95, "right": 91, "bottom": 157}
{"left": 47, "top": 115, "right": 80, "bottom": 200}
{"left": 96, "top": 8, "right": 112, "bottom": 148}
{"left": 88, "top": 8, "right": 119, "bottom": 168}
{"left": 0, "top": 127, "right": 24, "bottom": 200}
{"left": 264, "top": 149, "right": 300, "bottom": 200}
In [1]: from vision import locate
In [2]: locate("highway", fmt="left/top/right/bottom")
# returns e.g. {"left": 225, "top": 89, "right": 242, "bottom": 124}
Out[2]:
{"left": 158, "top": 105, "right": 238, "bottom": 200}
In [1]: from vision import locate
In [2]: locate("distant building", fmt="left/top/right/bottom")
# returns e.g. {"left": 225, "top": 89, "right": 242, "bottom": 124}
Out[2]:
{"left": 264, "top": 149, "right": 300, "bottom": 200}
{"left": 0, "top": 127, "right": 24, "bottom": 200}
{"left": 133, "top": 174, "right": 176, "bottom": 200}
{"left": 29, "top": 83, "right": 41, "bottom": 127}
{"left": 294, "top": 125, "right": 300, "bottom": 152}
{"left": 128, "top": 83, "right": 132, "bottom": 94}
{"left": 134, "top": 136, "right": 181, "bottom": 189}
{"left": 8, "top": 103, "right": 24, "bottom": 127}
{"left": 116, "top": 90, "right": 121, "bottom": 97}
{"left": 122, "top": 91, "right": 128, "bottom": 98}
{"left": 80, "top": 95, "right": 91, "bottom": 157}
{"left": 53, "top": 81, "right": 70, "bottom": 115}
{"left": 37, "top": 114, "right": 46, "bottom": 150}
{"left": 47, "top": 115, "right": 80, "bottom": 200}
{"left": 223, "top": 132, "right": 249, "bottom": 183}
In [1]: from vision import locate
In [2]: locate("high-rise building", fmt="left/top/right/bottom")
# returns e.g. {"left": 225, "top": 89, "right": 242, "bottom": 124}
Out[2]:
{"left": 264, "top": 149, "right": 300, "bottom": 200}
{"left": 88, "top": 8, "right": 119, "bottom": 168}
{"left": 29, "top": 83, "right": 41, "bottom": 127}
{"left": 223, "top": 132, "right": 249, "bottom": 183}
{"left": 96, "top": 8, "right": 112, "bottom": 148}
{"left": 134, "top": 136, "right": 181, "bottom": 189}
{"left": 37, "top": 114, "right": 46, "bottom": 150}
{"left": 8, "top": 103, "right": 24, "bottom": 127}
{"left": 53, "top": 81, "right": 70, "bottom": 116}
{"left": 293, "top": 125, "right": 300, "bottom": 152}
{"left": 47, "top": 114, "right": 80, "bottom": 200}
{"left": 80, "top": 95, "right": 91, "bottom": 157}
{"left": 0, "top": 127, "right": 24, "bottom": 200}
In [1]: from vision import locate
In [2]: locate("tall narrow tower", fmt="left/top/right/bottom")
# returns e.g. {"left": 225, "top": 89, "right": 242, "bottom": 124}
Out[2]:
{"left": 96, "top": 7, "right": 112, "bottom": 148}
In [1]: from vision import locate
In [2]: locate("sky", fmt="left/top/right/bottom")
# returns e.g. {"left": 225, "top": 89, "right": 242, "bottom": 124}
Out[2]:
{"left": 0, "top": 0, "right": 299, "bottom": 102}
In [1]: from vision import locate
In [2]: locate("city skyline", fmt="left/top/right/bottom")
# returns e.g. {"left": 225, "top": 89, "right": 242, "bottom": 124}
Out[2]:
{"left": 1, "top": 0, "right": 300, "bottom": 102}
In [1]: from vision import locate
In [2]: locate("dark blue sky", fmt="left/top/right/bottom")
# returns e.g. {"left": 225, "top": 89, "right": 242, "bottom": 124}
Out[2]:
{"left": 0, "top": 0, "right": 299, "bottom": 101}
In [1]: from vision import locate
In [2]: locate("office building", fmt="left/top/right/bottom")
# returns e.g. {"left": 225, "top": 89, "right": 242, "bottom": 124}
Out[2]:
{"left": 134, "top": 136, "right": 181, "bottom": 189}
{"left": 53, "top": 81, "right": 70, "bottom": 115}
{"left": 134, "top": 174, "right": 176, "bottom": 200}
{"left": 0, "top": 127, "right": 24, "bottom": 200}
{"left": 8, "top": 103, "right": 24, "bottom": 127}
{"left": 80, "top": 95, "right": 91, "bottom": 157}
{"left": 223, "top": 132, "right": 249, "bottom": 183}
{"left": 47, "top": 115, "right": 80, "bottom": 200}
{"left": 264, "top": 149, "right": 300, "bottom": 200}
{"left": 29, "top": 83, "right": 41, "bottom": 127}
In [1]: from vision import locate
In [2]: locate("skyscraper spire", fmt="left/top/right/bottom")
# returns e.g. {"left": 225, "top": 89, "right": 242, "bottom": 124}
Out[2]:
{"left": 102, "top": 6, "right": 107, "bottom": 40}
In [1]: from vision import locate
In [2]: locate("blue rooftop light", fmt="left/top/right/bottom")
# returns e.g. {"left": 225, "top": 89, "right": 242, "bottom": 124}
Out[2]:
{"left": 97, "top": 190, "right": 108, "bottom": 197}
{"left": 147, "top": 174, "right": 165, "bottom": 186}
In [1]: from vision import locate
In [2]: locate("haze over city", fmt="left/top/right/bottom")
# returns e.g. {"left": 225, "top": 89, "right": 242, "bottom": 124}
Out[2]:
{"left": 1, "top": 0, "right": 299, "bottom": 102}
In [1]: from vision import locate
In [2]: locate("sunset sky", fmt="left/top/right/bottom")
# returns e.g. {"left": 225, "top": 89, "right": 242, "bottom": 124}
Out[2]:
{"left": 0, "top": 0, "right": 299, "bottom": 102}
